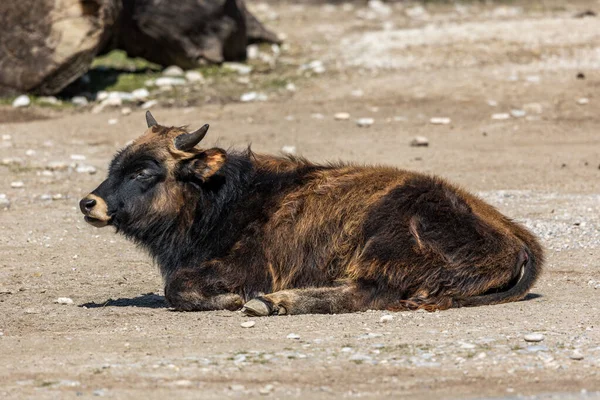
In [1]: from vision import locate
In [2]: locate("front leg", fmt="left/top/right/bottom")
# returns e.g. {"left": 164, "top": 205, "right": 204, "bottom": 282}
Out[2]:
{"left": 242, "top": 286, "right": 364, "bottom": 316}
{"left": 165, "top": 268, "right": 243, "bottom": 312}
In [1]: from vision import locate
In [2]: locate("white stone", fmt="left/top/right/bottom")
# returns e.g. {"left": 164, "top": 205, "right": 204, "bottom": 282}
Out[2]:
{"left": 247, "top": 44, "right": 259, "bottom": 60}
{"left": 155, "top": 77, "right": 186, "bottom": 87}
{"left": 141, "top": 100, "right": 158, "bottom": 109}
{"left": 487, "top": 100, "right": 498, "bottom": 107}
{"left": 121, "top": 107, "right": 132, "bottom": 116}
{"left": 75, "top": 164, "right": 97, "bottom": 175}
{"left": 524, "top": 333, "right": 545, "bottom": 342}
{"left": 0, "top": 194, "right": 10, "bottom": 209}
{"left": 240, "top": 92, "right": 267, "bottom": 102}
{"left": 406, "top": 5, "right": 427, "bottom": 18}
{"left": 430, "top": 117, "right": 451, "bottom": 125}
{"left": 577, "top": 98, "right": 590, "bottom": 105}
{"left": 510, "top": 109, "right": 527, "bottom": 118}
{"left": 410, "top": 136, "right": 429, "bottom": 147}
{"left": 10, "top": 181, "right": 24, "bottom": 188}
{"left": 132, "top": 88, "right": 150, "bottom": 101}
{"left": 46, "top": 161, "right": 68, "bottom": 171}
{"left": 38, "top": 96, "right": 60, "bottom": 105}
{"left": 185, "top": 71, "right": 204, "bottom": 83}
{"left": 281, "top": 146, "right": 296, "bottom": 155}
{"left": 71, "top": 96, "right": 88, "bottom": 106}
{"left": 570, "top": 351, "right": 584, "bottom": 360}
{"left": 25, "top": 149, "right": 36, "bottom": 157}
{"left": 300, "top": 60, "right": 326, "bottom": 74}
{"left": 108, "top": 119, "right": 118, "bottom": 125}
{"left": 491, "top": 113, "right": 511, "bottom": 120}
{"left": 351, "top": 90, "right": 364, "bottom": 97}
{"left": 285, "top": 82, "right": 297, "bottom": 92}
{"left": 162, "top": 65, "right": 184, "bottom": 76}
{"left": 70, "top": 154, "right": 86, "bottom": 161}
{"left": 223, "top": 63, "right": 253, "bottom": 75}
{"left": 356, "top": 118, "right": 374, "bottom": 127}
{"left": 230, "top": 384, "right": 245, "bottom": 392}
{"left": 55, "top": 297, "right": 74, "bottom": 305}
{"left": 286, "top": 333, "right": 300, "bottom": 339}
{"left": 334, "top": 112, "right": 350, "bottom": 120}
{"left": 240, "top": 321, "right": 255, "bottom": 328}
{"left": 379, "top": 315, "right": 394, "bottom": 323}
{"left": 2, "top": 135, "right": 11, "bottom": 141}
{"left": 96, "top": 91, "right": 109, "bottom": 101}
{"left": 259, "top": 384, "right": 274, "bottom": 395}
{"left": 12, "top": 95, "right": 31, "bottom": 108}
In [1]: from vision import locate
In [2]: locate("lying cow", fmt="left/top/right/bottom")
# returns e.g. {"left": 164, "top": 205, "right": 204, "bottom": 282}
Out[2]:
{"left": 79, "top": 111, "right": 544, "bottom": 316}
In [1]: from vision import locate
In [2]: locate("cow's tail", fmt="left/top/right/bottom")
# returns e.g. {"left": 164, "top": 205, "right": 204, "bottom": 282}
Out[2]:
{"left": 457, "top": 246, "right": 542, "bottom": 307}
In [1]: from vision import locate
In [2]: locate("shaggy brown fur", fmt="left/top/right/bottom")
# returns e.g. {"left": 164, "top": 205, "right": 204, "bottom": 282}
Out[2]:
{"left": 79, "top": 112, "right": 544, "bottom": 315}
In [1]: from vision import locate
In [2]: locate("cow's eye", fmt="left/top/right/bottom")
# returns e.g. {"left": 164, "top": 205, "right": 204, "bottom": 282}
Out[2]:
{"left": 132, "top": 170, "right": 151, "bottom": 180}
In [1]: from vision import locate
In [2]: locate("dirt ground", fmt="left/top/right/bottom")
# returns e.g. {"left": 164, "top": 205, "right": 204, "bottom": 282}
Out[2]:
{"left": 1, "top": 1, "right": 600, "bottom": 399}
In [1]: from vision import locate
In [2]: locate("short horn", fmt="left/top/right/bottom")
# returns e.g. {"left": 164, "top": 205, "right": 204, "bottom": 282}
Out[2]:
{"left": 146, "top": 111, "right": 158, "bottom": 127}
{"left": 174, "top": 124, "right": 209, "bottom": 151}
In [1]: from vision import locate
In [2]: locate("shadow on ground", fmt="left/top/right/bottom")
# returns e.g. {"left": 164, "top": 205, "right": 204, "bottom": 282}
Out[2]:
{"left": 81, "top": 293, "right": 167, "bottom": 309}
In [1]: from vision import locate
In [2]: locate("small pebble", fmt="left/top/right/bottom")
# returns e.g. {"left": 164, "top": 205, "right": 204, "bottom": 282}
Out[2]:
{"left": 0, "top": 194, "right": 10, "bottom": 209}
{"left": 356, "top": 118, "right": 374, "bottom": 127}
{"left": 2, "top": 134, "right": 11, "bottom": 141}
{"left": 430, "top": 117, "right": 451, "bottom": 125}
{"left": 240, "top": 92, "right": 267, "bottom": 102}
{"left": 259, "top": 384, "right": 274, "bottom": 395}
{"left": 70, "top": 154, "right": 86, "bottom": 161}
{"left": 11, "top": 181, "right": 24, "bottom": 189}
{"left": 108, "top": 119, "right": 118, "bottom": 125}
{"left": 131, "top": 88, "right": 150, "bottom": 100}
{"left": 351, "top": 89, "right": 364, "bottom": 97}
{"left": 334, "top": 112, "right": 350, "bottom": 120}
{"left": 240, "top": 321, "right": 255, "bottom": 328}
{"left": 38, "top": 96, "right": 60, "bottom": 105}
{"left": 379, "top": 315, "right": 394, "bottom": 323}
{"left": 285, "top": 82, "right": 297, "bottom": 92}
{"left": 162, "top": 65, "right": 184, "bottom": 76}
{"left": 12, "top": 95, "right": 31, "bottom": 108}
{"left": 570, "top": 351, "right": 584, "bottom": 360}
{"left": 185, "top": 71, "right": 204, "bottom": 83}
{"left": 75, "top": 164, "right": 97, "bottom": 175}
{"left": 71, "top": 96, "right": 88, "bottom": 106}
{"left": 281, "top": 146, "right": 297, "bottom": 155}
{"left": 577, "top": 98, "right": 589, "bottom": 105}
{"left": 410, "top": 136, "right": 429, "bottom": 147}
{"left": 524, "top": 333, "right": 545, "bottom": 342}
{"left": 55, "top": 297, "right": 74, "bottom": 305}
{"left": 121, "top": 107, "right": 132, "bottom": 116}
{"left": 492, "top": 113, "right": 511, "bottom": 120}
{"left": 25, "top": 149, "right": 36, "bottom": 157}
{"left": 141, "top": 100, "right": 158, "bottom": 109}
{"left": 510, "top": 109, "right": 527, "bottom": 118}
{"left": 287, "top": 333, "right": 300, "bottom": 339}
{"left": 230, "top": 384, "right": 245, "bottom": 392}
{"left": 223, "top": 63, "right": 253, "bottom": 75}
{"left": 155, "top": 77, "right": 186, "bottom": 87}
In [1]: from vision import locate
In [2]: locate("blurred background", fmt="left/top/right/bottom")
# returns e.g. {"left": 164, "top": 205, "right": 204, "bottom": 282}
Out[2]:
{"left": 1, "top": 1, "right": 600, "bottom": 399}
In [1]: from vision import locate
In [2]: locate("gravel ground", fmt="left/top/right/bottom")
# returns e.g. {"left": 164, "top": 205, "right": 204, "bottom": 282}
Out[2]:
{"left": 1, "top": 1, "right": 599, "bottom": 399}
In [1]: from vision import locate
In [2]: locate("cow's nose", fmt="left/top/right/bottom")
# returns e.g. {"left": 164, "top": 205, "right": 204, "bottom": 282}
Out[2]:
{"left": 80, "top": 197, "right": 96, "bottom": 214}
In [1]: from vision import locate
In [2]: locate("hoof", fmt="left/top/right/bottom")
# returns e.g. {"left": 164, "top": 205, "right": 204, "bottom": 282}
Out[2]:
{"left": 242, "top": 298, "right": 272, "bottom": 316}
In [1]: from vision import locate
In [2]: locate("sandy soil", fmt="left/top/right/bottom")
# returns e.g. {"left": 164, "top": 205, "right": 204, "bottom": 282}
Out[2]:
{"left": 1, "top": 1, "right": 599, "bottom": 399}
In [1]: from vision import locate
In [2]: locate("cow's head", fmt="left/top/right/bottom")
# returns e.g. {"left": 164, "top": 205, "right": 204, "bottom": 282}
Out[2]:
{"left": 79, "top": 111, "right": 226, "bottom": 232}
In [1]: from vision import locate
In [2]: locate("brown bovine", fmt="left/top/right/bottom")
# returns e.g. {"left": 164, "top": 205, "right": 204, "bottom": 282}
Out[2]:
{"left": 79, "top": 112, "right": 544, "bottom": 316}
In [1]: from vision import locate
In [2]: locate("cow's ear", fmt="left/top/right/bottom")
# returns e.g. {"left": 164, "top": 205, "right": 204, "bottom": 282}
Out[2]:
{"left": 179, "top": 148, "right": 227, "bottom": 183}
